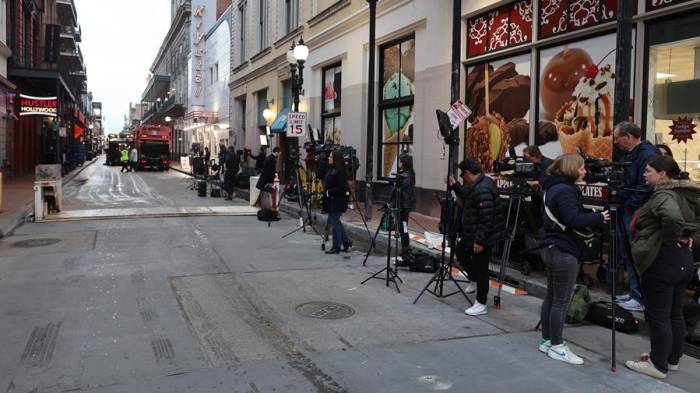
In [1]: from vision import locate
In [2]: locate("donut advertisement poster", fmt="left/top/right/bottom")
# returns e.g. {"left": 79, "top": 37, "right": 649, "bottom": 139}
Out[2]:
{"left": 465, "top": 53, "right": 531, "bottom": 172}
{"left": 537, "top": 32, "right": 635, "bottom": 161}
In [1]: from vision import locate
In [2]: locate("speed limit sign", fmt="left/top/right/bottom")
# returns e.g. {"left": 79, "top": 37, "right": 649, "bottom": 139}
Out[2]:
{"left": 287, "top": 112, "right": 307, "bottom": 138}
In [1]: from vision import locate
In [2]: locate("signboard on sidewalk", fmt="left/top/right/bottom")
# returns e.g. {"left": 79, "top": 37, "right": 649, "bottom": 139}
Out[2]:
{"left": 180, "top": 156, "right": 191, "bottom": 171}
{"left": 286, "top": 112, "right": 307, "bottom": 138}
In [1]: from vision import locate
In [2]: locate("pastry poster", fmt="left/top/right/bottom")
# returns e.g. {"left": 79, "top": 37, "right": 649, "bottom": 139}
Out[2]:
{"left": 536, "top": 33, "right": 633, "bottom": 161}
{"left": 465, "top": 54, "right": 531, "bottom": 171}
{"left": 381, "top": 38, "right": 415, "bottom": 177}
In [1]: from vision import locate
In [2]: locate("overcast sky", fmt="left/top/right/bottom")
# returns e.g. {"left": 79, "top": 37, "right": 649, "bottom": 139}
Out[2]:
{"left": 74, "top": 0, "right": 171, "bottom": 133}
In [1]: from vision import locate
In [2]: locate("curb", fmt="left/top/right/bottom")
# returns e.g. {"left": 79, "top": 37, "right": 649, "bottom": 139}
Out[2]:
{"left": 0, "top": 157, "right": 98, "bottom": 238}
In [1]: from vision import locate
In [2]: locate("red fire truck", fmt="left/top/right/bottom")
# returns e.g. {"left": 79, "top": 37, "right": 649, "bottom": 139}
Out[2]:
{"left": 133, "top": 125, "right": 171, "bottom": 171}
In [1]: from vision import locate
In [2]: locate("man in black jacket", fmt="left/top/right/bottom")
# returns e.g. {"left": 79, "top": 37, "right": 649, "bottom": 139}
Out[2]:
{"left": 223, "top": 146, "right": 239, "bottom": 200}
{"left": 448, "top": 158, "right": 506, "bottom": 316}
{"left": 523, "top": 145, "right": 553, "bottom": 184}
{"left": 255, "top": 147, "right": 281, "bottom": 209}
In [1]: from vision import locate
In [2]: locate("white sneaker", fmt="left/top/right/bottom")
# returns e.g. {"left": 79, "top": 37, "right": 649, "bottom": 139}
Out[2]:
{"left": 465, "top": 301, "right": 487, "bottom": 316}
{"left": 538, "top": 339, "right": 552, "bottom": 354}
{"left": 615, "top": 293, "right": 632, "bottom": 302}
{"left": 618, "top": 298, "right": 644, "bottom": 312}
{"left": 625, "top": 360, "right": 666, "bottom": 379}
{"left": 547, "top": 344, "right": 584, "bottom": 365}
{"left": 463, "top": 282, "right": 476, "bottom": 294}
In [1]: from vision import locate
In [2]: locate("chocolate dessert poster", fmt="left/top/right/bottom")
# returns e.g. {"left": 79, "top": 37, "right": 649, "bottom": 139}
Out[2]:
{"left": 537, "top": 33, "right": 634, "bottom": 161}
{"left": 465, "top": 53, "right": 531, "bottom": 171}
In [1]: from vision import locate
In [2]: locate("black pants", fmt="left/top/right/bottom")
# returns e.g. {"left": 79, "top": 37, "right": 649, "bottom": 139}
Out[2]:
{"left": 120, "top": 161, "right": 129, "bottom": 172}
{"left": 641, "top": 245, "right": 694, "bottom": 373}
{"left": 461, "top": 244, "right": 493, "bottom": 304}
{"left": 540, "top": 245, "right": 579, "bottom": 346}
{"left": 399, "top": 209, "right": 410, "bottom": 251}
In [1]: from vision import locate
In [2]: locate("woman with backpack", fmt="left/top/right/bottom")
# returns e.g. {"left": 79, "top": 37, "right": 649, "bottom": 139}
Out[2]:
{"left": 625, "top": 156, "right": 700, "bottom": 379}
{"left": 323, "top": 151, "right": 350, "bottom": 254}
{"left": 539, "top": 154, "right": 609, "bottom": 365}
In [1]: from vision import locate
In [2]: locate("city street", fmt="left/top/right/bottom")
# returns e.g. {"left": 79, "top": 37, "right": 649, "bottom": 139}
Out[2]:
{"left": 0, "top": 160, "right": 698, "bottom": 392}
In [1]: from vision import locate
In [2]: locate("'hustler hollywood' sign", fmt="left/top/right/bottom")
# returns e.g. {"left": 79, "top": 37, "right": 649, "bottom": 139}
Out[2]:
{"left": 20, "top": 94, "right": 57, "bottom": 117}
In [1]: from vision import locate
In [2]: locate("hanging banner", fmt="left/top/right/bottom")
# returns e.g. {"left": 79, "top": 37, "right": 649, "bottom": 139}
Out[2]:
{"left": 19, "top": 94, "right": 57, "bottom": 117}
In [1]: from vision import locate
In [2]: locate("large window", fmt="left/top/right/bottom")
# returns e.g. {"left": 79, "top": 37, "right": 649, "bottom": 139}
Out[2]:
{"left": 539, "top": 0, "right": 618, "bottom": 39}
{"left": 239, "top": 1, "right": 246, "bottom": 63}
{"left": 467, "top": 0, "right": 533, "bottom": 57}
{"left": 465, "top": 54, "right": 531, "bottom": 172}
{"left": 285, "top": 0, "right": 299, "bottom": 34}
{"left": 322, "top": 64, "right": 342, "bottom": 144}
{"left": 379, "top": 36, "right": 415, "bottom": 178}
{"left": 646, "top": 13, "right": 700, "bottom": 180}
{"left": 258, "top": 0, "right": 268, "bottom": 52}
{"left": 256, "top": 90, "right": 268, "bottom": 127}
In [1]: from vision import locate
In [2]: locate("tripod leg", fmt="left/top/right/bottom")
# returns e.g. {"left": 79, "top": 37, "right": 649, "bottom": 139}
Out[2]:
{"left": 362, "top": 216, "right": 384, "bottom": 266}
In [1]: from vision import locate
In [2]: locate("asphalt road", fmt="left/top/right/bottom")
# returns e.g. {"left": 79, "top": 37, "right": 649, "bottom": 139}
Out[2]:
{"left": 0, "top": 158, "right": 698, "bottom": 392}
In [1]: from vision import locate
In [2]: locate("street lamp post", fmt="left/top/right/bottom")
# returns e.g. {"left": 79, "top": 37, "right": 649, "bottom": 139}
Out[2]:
{"left": 283, "top": 38, "right": 309, "bottom": 180}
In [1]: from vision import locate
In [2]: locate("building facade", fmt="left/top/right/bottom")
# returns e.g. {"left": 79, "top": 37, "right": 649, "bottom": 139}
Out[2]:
{"left": 0, "top": 0, "right": 17, "bottom": 175}
{"left": 229, "top": 0, "right": 700, "bottom": 215}
{"left": 7, "top": 0, "right": 92, "bottom": 176}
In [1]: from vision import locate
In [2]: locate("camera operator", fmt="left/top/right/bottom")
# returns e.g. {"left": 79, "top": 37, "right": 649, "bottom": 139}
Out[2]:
{"left": 613, "top": 121, "right": 660, "bottom": 312}
{"left": 625, "top": 156, "right": 700, "bottom": 379}
{"left": 446, "top": 158, "right": 506, "bottom": 316}
{"left": 539, "top": 154, "right": 609, "bottom": 365}
{"left": 223, "top": 146, "right": 239, "bottom": 200}
{"left": 397, "top": 155, "right": 417, "bottom": 261}
{"left": 523, "top": 145, "right": 553, "bottom": 185}
{"left": 249, "top": 146, "right": 268, "bottom": 174}
{"left": 255, "top": 147, "right": 281, "bottom": 209}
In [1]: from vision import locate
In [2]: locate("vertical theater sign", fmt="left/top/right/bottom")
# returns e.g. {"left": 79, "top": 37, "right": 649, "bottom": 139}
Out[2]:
{"left": 193, "top": 4, "right": 206, "bottom": 100}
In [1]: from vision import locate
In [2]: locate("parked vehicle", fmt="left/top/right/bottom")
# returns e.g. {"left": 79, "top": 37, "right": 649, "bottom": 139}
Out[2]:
{"left": 133, "top": 125, "right": 171, "bottom": 171}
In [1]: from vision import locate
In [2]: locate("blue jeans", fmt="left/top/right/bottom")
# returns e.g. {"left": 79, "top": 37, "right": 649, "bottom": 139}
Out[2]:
{"left": 328, "top": 212, "right": 347, "bottom": 248}
{"left": 621, "top": 211, "right": 642, "bottom": 301}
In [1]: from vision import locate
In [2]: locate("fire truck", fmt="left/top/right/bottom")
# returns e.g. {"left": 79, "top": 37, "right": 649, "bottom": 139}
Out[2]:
{"left": 133, "top": 125, "right": 171, "bottom": 171}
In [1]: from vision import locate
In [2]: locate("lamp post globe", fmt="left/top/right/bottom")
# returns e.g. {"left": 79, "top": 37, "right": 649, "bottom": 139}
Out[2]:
{"left": 293, "top": 38, "right": 308, "bottom": 63}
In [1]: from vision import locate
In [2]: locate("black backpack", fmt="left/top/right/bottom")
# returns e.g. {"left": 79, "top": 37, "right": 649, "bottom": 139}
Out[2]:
{"left": 257, "top": 208, "right": 280, "bottom": 222}
{"left": 585, "top": 301, "right": 639, "bottom": 334}
{"left": 408, "top": 251, "right": 438, "bottom": 273}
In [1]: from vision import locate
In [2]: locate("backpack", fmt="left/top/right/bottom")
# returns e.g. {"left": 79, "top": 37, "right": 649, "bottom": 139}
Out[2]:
{"left": 257, "top": 208, "right": 280, "bottom": 222}
{"left": 566, "top": 284, "right": 592, "bottom": 324}
{"left": 585, "top": 301, "right": 639, "bottom": 334}
{"left": 408, "top": 251, "right": 438, "bottom": 273}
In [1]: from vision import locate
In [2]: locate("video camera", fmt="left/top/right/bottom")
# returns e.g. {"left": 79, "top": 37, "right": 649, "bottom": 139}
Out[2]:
{"left": 582, "top": 157, "right": 628, "bottom": 186}
{"left": 492, "top": 146, "right": 537, "bottom": 179}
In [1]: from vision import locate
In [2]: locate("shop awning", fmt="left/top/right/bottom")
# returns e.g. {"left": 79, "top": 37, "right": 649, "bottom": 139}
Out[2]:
{"left": 270, "top": 107, "right": 291, "bottom": 133}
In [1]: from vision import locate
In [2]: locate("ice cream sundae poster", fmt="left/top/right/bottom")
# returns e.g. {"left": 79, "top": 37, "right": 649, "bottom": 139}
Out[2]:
{"left": 465, "top": 53, "right": 531, "bottom": 171}
{"left": 381, "top": 38, "right": 415, "bottom": 177}
{"left": 536, "top": 32, "right": 635, "bottom": 161}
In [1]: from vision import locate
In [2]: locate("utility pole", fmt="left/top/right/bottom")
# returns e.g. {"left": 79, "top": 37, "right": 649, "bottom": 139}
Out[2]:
{"left": 364, "top": 0, "right": 377, "bottom": 220}
{"left": 613, "top": 0, "right": 633, "bottom": 126}
{"left": 450, "top": 0, "right": 461, "bottom": 175}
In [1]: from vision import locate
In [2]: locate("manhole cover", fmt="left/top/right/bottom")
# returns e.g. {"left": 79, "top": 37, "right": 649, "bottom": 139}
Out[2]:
{"left": 12, "top": 238, "right": 61, "bottom": 248}
{"left": 295, "top": 301, "right": 355, "bottom": 320}
{"left": 417, "top": 375, "right": 452, "bottom": 391}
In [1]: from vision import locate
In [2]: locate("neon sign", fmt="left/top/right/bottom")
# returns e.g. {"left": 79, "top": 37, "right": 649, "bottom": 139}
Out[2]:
{"left": 20, "top": 94, "right": 57, "bottom": 117}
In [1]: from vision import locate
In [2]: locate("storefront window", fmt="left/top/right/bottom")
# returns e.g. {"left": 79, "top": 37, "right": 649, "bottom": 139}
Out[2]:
{"left": 467, "top": 0, "right": 533, "bottom": 57}
{"left": 539, "top": 0, "right": 618, "bottom": 39}
{"left": 536, "top": 32, "right": 633, "bottom": 161}
{"left": 322, "top": 64, "right": 342, "bottom": 144}
{"left": 379, "top": 36, "right": 414, "bottom": 178}
{"left": 647, "top": 16, "right": 700, "bottom": 180}
{"left": 465, "top": 53, "right": 531, "bottom": 171}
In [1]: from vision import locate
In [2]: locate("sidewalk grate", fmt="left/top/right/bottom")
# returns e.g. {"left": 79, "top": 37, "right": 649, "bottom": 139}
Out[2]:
{"left": 295, "top": 301, "right": 355, "bottom": 320}
{"left": 12, "top": 238, "right": 61, "bottom": 248}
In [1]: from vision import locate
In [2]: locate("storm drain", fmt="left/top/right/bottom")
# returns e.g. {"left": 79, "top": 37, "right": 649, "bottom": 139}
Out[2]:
{"left": 295, "top": 302, "right": 355, "bottom": 320}
{"left": 12, "top": 238, "right": 61, "bottom": 248}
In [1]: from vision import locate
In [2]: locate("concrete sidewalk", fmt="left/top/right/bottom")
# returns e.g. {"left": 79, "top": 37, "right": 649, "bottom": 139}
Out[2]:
{"left": 0, "top": 158, "right": 98, "bottom": 237}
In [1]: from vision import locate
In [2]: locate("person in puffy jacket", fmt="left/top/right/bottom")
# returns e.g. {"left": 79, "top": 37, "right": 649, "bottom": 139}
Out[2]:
{"left": 447, "top": 158, "right": 506, "bottom": 317}
{"left": 625, "top": 156, "right": 700, "bottom": 379}
{"left": 539, "top": 154, "right": 608, "bottom": 366}
{"left": 323, "top": 151, "right": 349, "bottom": 254}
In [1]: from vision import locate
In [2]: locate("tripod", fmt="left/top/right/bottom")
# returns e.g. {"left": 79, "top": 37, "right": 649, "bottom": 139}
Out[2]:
{"left": 280, "top": 161, "right": 324, "bottom": 241}
{"left": 607, "top": 200, "right": 623, "bottom": 373}
{"left": 361, "top": 187, "right": 404, "bottom": 292}
{"left": 493, "top": 192, "right": 525, "bottom": 309}
{"left": 414, "top": 111, "right": 471, "bottom": 305}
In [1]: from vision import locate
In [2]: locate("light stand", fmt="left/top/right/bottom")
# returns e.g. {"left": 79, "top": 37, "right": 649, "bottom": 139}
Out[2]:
{"left": 414, "top": 110, "right": 472, "bottom": 305}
